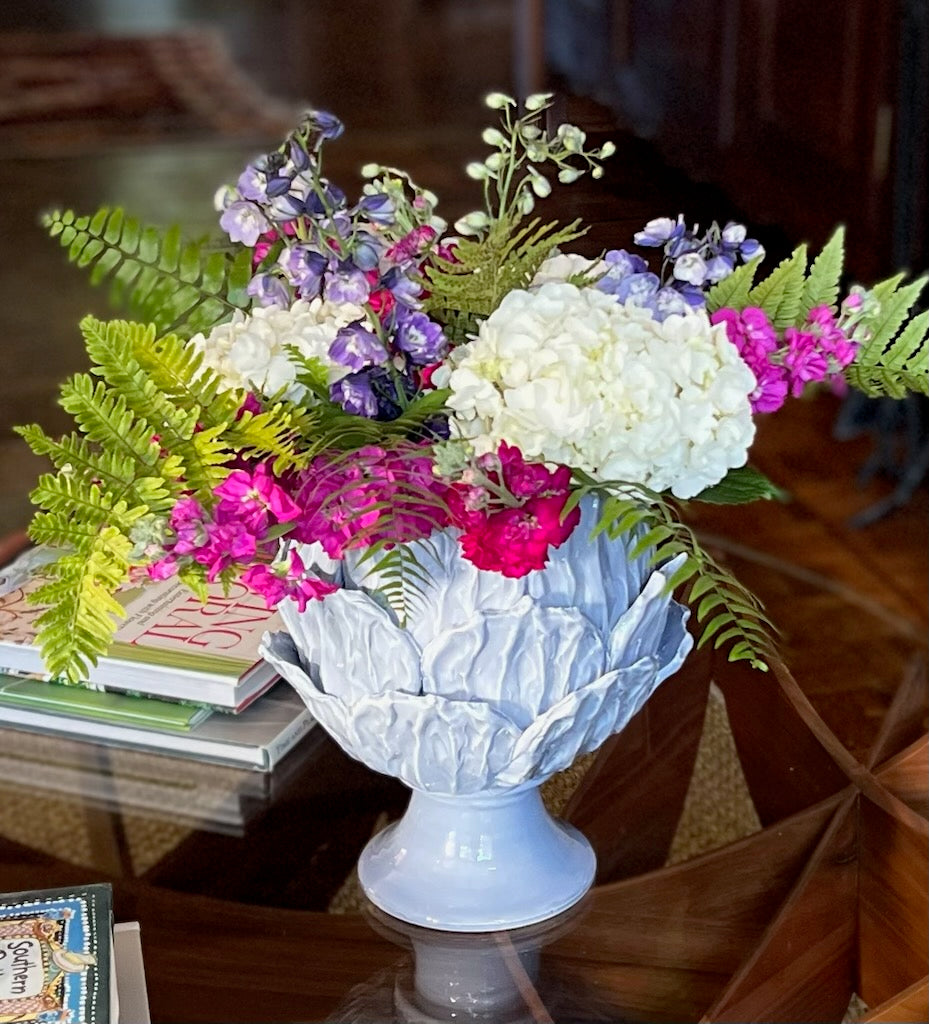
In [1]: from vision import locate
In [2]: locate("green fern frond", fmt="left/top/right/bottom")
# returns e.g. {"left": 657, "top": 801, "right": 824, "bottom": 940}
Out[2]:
{"left": 42, "top": 206, "right": 251, "bottom": 339}
{"left": 81, "top": 318, "right": 202, "bottom": 442}
{"left": 26, "top": 476, "right": 151, "bottom": 536}
{"left": 799, "top": 226, "right": 844, "bottom": 316}
{"left": 15, "top": 426, "right": 181, "bottom": 513}
{"left": 586, "top": 483, "right": 778, "bottom": 670}
{"left": 423, "top": 216, "right": 585, "bottom": 328}
{"left": 748, "top": 244, "right": 808, "bottom": 329}
{"left": 845, "top": 275, "right": 929, "bottom": 397}
{"left": 705, "top": 256, "right": 762, "bottom": 313}
{"left": 221, "top": 405, "right": 318, "bottom": 474}
{"left": 58, "top": 374, "right": 164, "bottom": 467}
{"left": 133, "top": 327, "right": 243, "bottom": 424}
{"left": 356, "top": 541, "right": 435, "bottom": 626}
{"left": 29, "top": 533, "right": 134, "bottom": 682}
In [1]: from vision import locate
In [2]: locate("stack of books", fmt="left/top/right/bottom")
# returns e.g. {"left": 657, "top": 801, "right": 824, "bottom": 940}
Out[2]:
{"left": 0, "top": 544, "right": 316, "bottom": 772}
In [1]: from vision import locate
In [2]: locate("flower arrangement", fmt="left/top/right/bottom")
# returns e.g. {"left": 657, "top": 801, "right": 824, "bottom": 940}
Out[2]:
{"left": 23, "top": 93, "right": 928, "bottom": 684}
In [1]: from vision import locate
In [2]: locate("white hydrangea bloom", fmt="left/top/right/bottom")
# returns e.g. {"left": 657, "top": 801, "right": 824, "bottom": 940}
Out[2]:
{"left": 188, "top": 298, "right": 369, "bottom": 399}
{"left": 435, "top": 283, "right": 756, "bottom": 499}
{"left": 530, "top": 252, "right": 607, "bottom": 287}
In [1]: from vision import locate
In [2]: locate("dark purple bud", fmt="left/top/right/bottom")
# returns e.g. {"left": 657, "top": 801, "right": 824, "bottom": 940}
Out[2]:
{"left": 351, "top": 231, "right": 383, "bottom": 272}
{"left": 287, "top": 139, "right": 311, "bottom": 173}
{"left": 265, "top": 175, "right": 292, "bottom": 199}
{"left": 307, "top": 110, "right": 345, "bottom": 142}
{"left": 674, "top": 283, "right": 707, "bottom": 307}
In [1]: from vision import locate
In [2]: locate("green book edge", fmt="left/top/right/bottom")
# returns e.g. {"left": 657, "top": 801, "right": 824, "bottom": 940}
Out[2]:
{"left": 0, "top": 675, "right": 212, "bottom": 731}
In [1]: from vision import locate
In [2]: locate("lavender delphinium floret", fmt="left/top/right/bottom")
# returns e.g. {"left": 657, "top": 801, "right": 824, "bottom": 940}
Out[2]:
{"left": 613, "top": 272, "right": 660, "bottom": 306}
{"left": 634, "top": 216, "right": 682, "bottom": 247}
{"left": 652, "top": 287, "right": 691, "bottom": 318}
{"left": 381, "top": 266, "right": 424, "bottom": 308}
{"left": 628, "top": 215, "right": 766, "bottom": 312}
{"left": 395, "top": 310, "right": 449, "bottom": 364}
{"left": 329, "top": 323, "right": 387, "bottom": 371}
{"left": 278, "top": 245, "right": 329, "bottom": 297}
{"left": 220, "top": 201, "right": 271, "bottom": 247}
{"left": 324, "top": 264, "right": 371, "bottom": 304}
{"left": 672, "top": 252, "right": 709, "bottom": 287}
{"left": 331, "top": 372, "right": 379, "bottom": 418}
{"left": 247, "top": 273, "right": 291, "bottom": 308}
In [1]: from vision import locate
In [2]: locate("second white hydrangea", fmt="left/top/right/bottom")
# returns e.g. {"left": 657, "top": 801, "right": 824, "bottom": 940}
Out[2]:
{"left": 435, "top": 282, "right": 756, "bottom": 499}
{"left": 188, "top": 298, "right": 368, "bottom": 399}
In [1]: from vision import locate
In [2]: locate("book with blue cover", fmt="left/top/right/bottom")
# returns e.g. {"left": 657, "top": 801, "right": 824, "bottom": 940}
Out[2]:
{"left": 0, "top": 882, "right": 112, "bottom": 1023}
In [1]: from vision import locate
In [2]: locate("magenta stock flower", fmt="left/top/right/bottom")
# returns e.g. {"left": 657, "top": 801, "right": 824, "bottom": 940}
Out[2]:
{"left": 242, "top": 549, "right": 338, "bottom": 611}
{"left": 292, "top": 445, "right": 451, "bottom": 559}
{"left": 214, "top": 462, "right": 301, "bottom": 533}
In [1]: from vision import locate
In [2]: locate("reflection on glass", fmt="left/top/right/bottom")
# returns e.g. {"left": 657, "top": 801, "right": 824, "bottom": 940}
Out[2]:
{"left": 326, "top": 899, "right": 598, "bottom": 1022}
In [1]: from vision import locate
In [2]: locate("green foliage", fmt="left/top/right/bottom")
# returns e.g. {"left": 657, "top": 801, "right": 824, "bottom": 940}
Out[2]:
{"left": 707, "top": 228, "right": 848, "bottom": 327}
{"left": 799, "top": 226, "right": 844, "bottom": 317}
{"left": 694, "top": 466, "right": 787, "bottom": 504}
{"left": 577, "top": 480, "right": 778, "bottom": 670}
{"left": 42, "top": 206, "right": 251, "bottom": 339}
{"left": 705, "top": 256, "right": 762, "bottom": 313}
{"left": 354, "top": 541, "right": 436, "bottom": 627}
{"left": 747, "top": 244, "right": 809, "bottom": 329}
{"left": 16, "top": 316, "right": 310, "bottom": 680}
{"left": 844, "top": 275, "right": 929, "bottom": 398}
{"left": 423, "top": 217, "right": 586, "bottom": 333}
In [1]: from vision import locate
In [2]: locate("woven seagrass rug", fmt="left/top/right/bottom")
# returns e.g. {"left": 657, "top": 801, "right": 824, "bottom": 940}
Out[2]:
{"left": 0, "top": 28, "right": 297, "bottom": 157}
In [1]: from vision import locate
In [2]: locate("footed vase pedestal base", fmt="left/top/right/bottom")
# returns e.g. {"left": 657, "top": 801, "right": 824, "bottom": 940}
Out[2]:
{"left": 357, "top": 782, "right": 596, "bottom": 933}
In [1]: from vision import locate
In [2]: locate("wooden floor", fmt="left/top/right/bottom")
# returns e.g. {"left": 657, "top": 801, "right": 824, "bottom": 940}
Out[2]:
{"left": 0, "top": 0, "right": 925, "bottom": 748}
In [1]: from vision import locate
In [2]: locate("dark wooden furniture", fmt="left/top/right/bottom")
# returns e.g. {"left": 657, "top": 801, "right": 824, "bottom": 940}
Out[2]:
{"left": 543, "top": 0, "right": 929, "bottom": 283}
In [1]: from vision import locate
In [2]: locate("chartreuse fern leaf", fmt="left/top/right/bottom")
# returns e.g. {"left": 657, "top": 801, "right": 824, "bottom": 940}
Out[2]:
{"left": 79, "top": 316, "right": 243, "bottom": 497}
{"left": 16, "top": 427, "right": 180, "bottom": 512}
{"left": 845, "top": 274, "right": 929, "bottom": 397}
{"left": 42, "top": 206, "right": 251, "bottom": 339}
{"left": 222, "top": 405, "right": 318, "bottom": 474}
{"left": 705, "top": 256, "right": 762, "bottom": 313}
{"left": 748, "top": 244, "right": 808, "bottom": 329}
{"left": 30, "top": 531, "right": 136, "bottom": 683}
{"left": 580, "top": 479, "right": 778, "bottom": 670}
{"left": 799, "top": 227, "right": 844, "bottom": 316}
